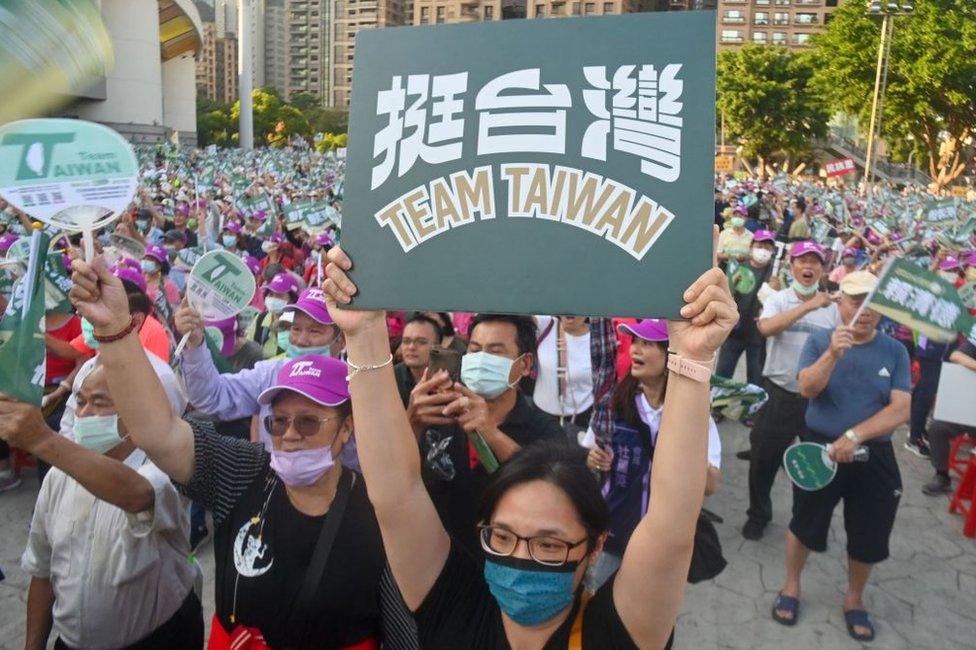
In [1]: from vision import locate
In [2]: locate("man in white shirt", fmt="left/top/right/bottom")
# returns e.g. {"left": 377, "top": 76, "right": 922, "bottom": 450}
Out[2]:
{"left": 743, "top": 241, "right": 841, "bottom": 541}
{"left": 1, "top": 360, "right": 202, "bottom": 650}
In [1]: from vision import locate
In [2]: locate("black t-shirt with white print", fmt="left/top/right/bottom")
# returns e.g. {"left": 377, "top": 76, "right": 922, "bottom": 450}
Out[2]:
{"left": 177, "top": 419, "right": 392, "bottom": 649}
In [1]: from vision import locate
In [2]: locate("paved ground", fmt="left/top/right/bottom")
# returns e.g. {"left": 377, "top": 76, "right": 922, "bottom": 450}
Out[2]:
{"left": 1, "top": 416, "right": 974, "bottom": 648}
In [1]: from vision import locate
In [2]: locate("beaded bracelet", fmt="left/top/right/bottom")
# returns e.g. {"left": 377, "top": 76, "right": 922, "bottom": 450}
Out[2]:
{"left": 345, "top": 353, "right": 394, "bottom": 381}
{"left": 92, "top": 317, "right": 137, "bottom": 344}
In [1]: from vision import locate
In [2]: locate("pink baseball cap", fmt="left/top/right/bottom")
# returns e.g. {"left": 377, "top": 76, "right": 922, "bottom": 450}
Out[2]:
{"left": 789, "top": 240, "right": 826, "bottom": 262}
{"left": 963, "top": 251, "right": 976, "bottom": 266}
{"left": 314, "top": 232, "right": 335, "bottom": 247}
{"left": 223, "top": 221, "right": 242, "bottom": 235}
{"left": 617, "top": 319, "right": 669, "bottom": 342}
{"left": 284, "top": 288, "right": 334, "bottom": 325}
{"left": 242, "top": 254, "right": 261, "bottom": 275}
{"left": 753, "top": 229, "right": 776, "bottom": 243}
{"left": 144, "top": 244, "right": 168, "bottom": 264}
{"left": 270, "top": 232, "right": 285, "bottom": 243}
{"left": 939, "top": 256, "right": 960, "bottom": 271}
{"left": 263, "top": 272, "right": 300, "bottom": 296}
{"left": 842, "top": 247, "right": 857, "bottom": 258}
{"left": 0, "top": 233, "right": 19, "bottom": 253}
{"left": 112, "top": 264, "right": 147, "bottom": 292}
{"left": 206, "top": 317, "right": 237, "bottom": 356}
{"left": 256, "top": 355, "right": 350, "bottom": 406}
{"left": 250, "top": 210, "right": 267, "bottom": 222}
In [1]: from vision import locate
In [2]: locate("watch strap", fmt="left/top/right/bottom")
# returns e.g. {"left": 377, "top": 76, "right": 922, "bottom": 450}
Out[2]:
{"left": 666, "top": 352, "right": 714, "bottom": 383}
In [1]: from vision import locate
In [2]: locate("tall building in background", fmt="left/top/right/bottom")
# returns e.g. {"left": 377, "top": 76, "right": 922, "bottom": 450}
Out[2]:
{"left": 215, "top": 0, "right": 238, "bottom": 35}
{"left": 197, "top": 21, "right": 240, "bottom": 104}
{"left": 526, "top": 0, "right": 666, "bottom": 18}
{"left": 332, "top": 0, "right": 407, "bottom": 108}
{"left": 716, "top": 0, "right": 843, "bottom": 50}
{"left": 286, "top": 0, "right": 331, "bottom": 104}
{"left": 667, "top": 0, "right": 716, "bottom": 9}
{"left": 265, "top": 0, "right": 289, "bottom": 97}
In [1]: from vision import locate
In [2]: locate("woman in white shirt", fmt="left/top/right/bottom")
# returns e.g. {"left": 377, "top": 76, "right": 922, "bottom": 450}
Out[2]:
{"left": 533, "top": 316, "right": 594, "bottom": 430}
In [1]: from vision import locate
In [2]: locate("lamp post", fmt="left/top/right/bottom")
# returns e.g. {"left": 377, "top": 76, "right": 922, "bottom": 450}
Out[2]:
{"left": 238, "top": 0, "right": 254, "bottom": 150}
{"left": 862, "top": 0, "right": 914, "bottom": 195}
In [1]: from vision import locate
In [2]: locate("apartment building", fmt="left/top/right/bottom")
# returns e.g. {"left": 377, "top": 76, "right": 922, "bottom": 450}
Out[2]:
{"left": 332, "top": 0, "right": 408, "bottom": 107}
{"left": 197, "top": 21, "right": 240, "bottom": 104}
{"left": 265, "top": 0, "right": 289, "bottom": 97}
{"left": 526, "top": 0, "right": 667, "bottom": 18}
{"left": 287, "top": 0, "right": 331, "bottom": 103}
{"left": 717, "top": 0, "right": 844, "bottom": 49}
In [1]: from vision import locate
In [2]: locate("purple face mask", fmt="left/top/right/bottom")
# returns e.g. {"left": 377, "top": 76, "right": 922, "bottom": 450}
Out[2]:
{"left": 270, "top": 446, "right": 336, "bottom": 487}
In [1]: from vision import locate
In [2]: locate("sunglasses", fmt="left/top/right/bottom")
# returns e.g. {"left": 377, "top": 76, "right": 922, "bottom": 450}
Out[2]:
{"left": 263, "top": 414, "right": 342, "bottom": 438}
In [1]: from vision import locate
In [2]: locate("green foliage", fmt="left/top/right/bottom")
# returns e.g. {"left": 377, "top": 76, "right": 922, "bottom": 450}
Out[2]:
{"left": 717, "top": 44, "right": 829, "bottom": 170}
{"left": 196, "top": 96, "right": 235, "bottom": 146}
{"left": 289, "top": 91, "right": 322, "bottom": 111}
{"left": 230, "top": 87, "right": 312, "bottom": 147}
{"left": 315, "top": 132, "right": 348, "bottom": 153}
{"left": 305, "top": 108, "right": 349, "bottom": 135}
{"left": 810, "top": 0, "right": 976, "bottom": 185}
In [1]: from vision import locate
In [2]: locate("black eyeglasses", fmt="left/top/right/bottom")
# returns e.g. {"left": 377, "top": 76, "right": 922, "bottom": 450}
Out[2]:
{"left": 263, "top": 414, "right": 342, "bottom": 438}
{"left": 478, "top": 524, "right": 589, "bottom": 567}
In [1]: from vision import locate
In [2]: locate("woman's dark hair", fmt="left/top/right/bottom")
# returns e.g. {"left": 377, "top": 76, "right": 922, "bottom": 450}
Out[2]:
{"left": 432, "top": 311, "right": 455, "bottom": 337}
{"left": 469, "top": 313, "right": 537, "bottom": 357}
{"left": 611, "top": 338, "right": 669, "bottom": 427}
{"left": 478, "top": 440, "right": 610, "bottom": 546}
{"left": 121, "top": 279, "right": 152, "bottom": 316}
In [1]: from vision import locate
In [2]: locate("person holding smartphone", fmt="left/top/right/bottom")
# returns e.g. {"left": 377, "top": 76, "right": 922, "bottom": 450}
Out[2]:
{"left": 393, "top": 313, "right": 444, "bottom": 407}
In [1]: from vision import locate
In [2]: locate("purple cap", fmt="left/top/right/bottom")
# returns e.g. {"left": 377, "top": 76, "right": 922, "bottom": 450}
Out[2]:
{"left": 206, "top": 317, "right": 237, "bottom": 356}
{"left": 940, "top": 256, "right": 960, "bottom": 271}
{"left": 0, "top": 233, "right": 19, "bottom": 253}
{"left": 753, "top": 229, "right": 776, "bottom": 243}
{"left": 112, "top": 264, "right": 147, "bottom": 292}
{"left": 256, "top": 355, "right": 350, "bottom": 406}
{"left": 176, "top": 204, "right": 190, "bottom": 216}
{"left": 243, "top": 254, "right": 261, "bottom": 275}
{"left": 842, "top": 247, "right": 857, "bottom": 258}
{"left": 284, "top": 288, "right": 334, "bottom": 325}
{"left": 224, "top": 221, "right": 242, "bottom": 235}
{"left": 262, "top": 272, "right": 300, "bottom": 296}
{"left": 250, "top": 210, "right": 267, "bottom": 222}
{"left": 144, "top": 244, "right": 168, "bottom": 264}
{"left": 115, "top": 256, "right": 142, "bottom": 272}
{"left": 270, "top": 232, "right": 285, "bottom": 244}
{"left": 963, "top": 251, "right": 976, "bottom": 266}
{"left": 734, "top": 205, "right": 748, "bottom": 216}
{"left": 62, "top": 254, "right": 73, "bottom": 272}
{"left": 617, "top": 319, "right": 669, "bottom": 342}
{"left": 314, "top": 232, "right": 335, "bottom": 247}
{"left": 789, "top": 240, "right": 826, "bottom": 262}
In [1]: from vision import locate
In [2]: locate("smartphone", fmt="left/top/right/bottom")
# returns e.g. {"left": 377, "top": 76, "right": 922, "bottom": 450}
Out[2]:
{"left": 427, "top": 346, "right": 461, "bottom": 384}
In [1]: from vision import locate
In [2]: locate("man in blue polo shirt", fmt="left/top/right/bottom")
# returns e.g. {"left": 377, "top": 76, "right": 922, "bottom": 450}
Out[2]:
{"left": 770, "top": 270, "right": 910, "bottom": 643}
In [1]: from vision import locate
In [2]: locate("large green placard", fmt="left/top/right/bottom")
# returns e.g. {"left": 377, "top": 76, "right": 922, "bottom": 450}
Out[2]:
{"left": 342, "top": 11, "right": 716, "bottom": 318}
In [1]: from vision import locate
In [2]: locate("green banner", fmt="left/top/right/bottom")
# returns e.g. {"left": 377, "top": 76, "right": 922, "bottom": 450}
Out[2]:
{"left": 43, "top": 253, "right": 73, "bottom": 313}
{"left": 926, "top": 198, "right": 957, "bottom": 223}
{"left": 709, "top": 375, "right": 768, "bottom": 424}
{"left": 0, "top": 232, "right": 49, "bottom": 404}
{"left": 342, "top": 11, "right": 715, "bottom": 317}
{"left": 867, "top": 258, "right": 974, "bottom": 342}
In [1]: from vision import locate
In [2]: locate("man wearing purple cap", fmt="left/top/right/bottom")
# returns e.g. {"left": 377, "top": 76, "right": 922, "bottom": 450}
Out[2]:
{"left": 175, "top": 288, "right": 347, "bottom": 450}
{"left": 162, "top": 204, "right": 198, "bottom": 247}
{"left": 247, "top": 271, "right": 301, "bottom": 358}
{"left": 743, "top": 240, "right": 841, "bottom": 541}
{"left": 717, "top": 229, "right": 777, "bottom": 386}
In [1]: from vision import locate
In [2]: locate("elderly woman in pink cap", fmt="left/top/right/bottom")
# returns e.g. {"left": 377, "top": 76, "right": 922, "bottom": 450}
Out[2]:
{"left": 62, "top": 259, "right": 416, "bottom": 647}
{"left": 245, "top": 271, "right": 302, "bottom": 358}
{"left": 585, "top": 319, "right": 723, "bottom": 593}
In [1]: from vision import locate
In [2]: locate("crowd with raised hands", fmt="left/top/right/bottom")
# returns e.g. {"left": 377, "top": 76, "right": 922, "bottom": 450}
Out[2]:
{"left": 0, "top": 142, "right": 974, "bottom": 648}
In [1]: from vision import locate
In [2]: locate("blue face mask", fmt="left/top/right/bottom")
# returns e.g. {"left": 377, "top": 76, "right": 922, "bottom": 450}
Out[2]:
{"left": 265, "top": 297, "right": 287, "bottom": 314}
{"left": 73, "top": 414, "right": 125, "bottom": 454}
{"left": 483, "top": 556, "right": 578, "bottom": 627}
{"left": 792, "top": 279, "right": 819, "bottom": 297}
{"left": 286, "top": 342, "right": 332, "bottom": 359}
{"left": 81, "top": 317, "right": 100, "bottom": 349}
{"left": 222, "top": 235, "right": 237, "bottom": 248}
{"left": 461, "top": 351, "right": 521, "bottom": 400}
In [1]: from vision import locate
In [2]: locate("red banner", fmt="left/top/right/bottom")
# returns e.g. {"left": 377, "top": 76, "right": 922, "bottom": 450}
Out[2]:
{"left": 825, "top": 158, "right": 856, "bottom": 178}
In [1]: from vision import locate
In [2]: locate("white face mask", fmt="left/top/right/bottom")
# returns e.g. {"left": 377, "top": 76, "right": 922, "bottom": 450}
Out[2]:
{"left": 751, "top": 248, "right": 773, "bottom": 265}
{"left": 73, "top": 414, "right": 126, "bottom": 454}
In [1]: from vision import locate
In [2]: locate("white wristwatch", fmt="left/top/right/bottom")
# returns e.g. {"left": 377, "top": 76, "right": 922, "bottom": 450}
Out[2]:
{"left": 844, "top": 429, "right": 861, "bottom": 445}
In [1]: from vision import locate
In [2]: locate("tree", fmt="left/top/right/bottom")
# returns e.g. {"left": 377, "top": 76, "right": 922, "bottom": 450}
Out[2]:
{"left": 289, "top": 91, "right": 321, "bottom": 111}
{"left": 231, "top": 87, "right": 311, "bottom": 147}
{"left": 810, "top": 0, "right": 976, "bottom": 187}
{"left": 305, "top": 107, "right": 349, "bottom": 135}
{"left": 717, "top": 45, "right": 829, "bottom": 177}
{"left": 196, "top": 96, "right": 234, "bottom": 146}
{"left": 314, "top": 132, "right": 348, "bottom": 153}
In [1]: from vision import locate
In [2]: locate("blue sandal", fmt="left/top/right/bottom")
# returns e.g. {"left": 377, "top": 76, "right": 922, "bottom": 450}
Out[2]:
{"left": 844, "top": 609, "right": 875, "bottom": 642}
{"left": 771, "top": 593, "right": 799, "bottom": 626}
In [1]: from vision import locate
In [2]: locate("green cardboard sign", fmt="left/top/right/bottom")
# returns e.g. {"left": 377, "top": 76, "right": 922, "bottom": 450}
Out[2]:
{"left": 867, "top": 257, "right": 974, "bottom": 342}
{"left": 0, "top": 232, "right": 49, "bottom": 404}
{"left": 342, "top": 12, "right": 716, "bottom": 317}
{"left": 0, "top": 119, "right": 138, "bottom": 229}
{"left": 783, "top": 442, "right": 836, "bottom": 491}
{"left": 185, "top": 250, "right": 256, "bottom": 321}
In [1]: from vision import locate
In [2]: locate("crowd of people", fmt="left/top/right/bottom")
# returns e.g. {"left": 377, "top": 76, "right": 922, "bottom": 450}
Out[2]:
{"left": 0, "top": 142, "right": 973, "bottom": 649}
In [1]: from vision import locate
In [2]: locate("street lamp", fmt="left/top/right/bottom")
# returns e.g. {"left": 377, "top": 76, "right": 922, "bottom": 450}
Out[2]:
{"left": 862, "top": 0, "right": 914, "bottom": 194}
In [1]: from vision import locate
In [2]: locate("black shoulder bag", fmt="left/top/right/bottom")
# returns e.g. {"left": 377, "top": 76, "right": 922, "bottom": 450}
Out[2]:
{"left": 284, "top": 469, "right": 354, "bottom": 648}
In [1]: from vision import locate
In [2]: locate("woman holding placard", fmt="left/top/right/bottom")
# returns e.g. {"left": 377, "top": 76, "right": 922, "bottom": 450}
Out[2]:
{"left": 319, "top": 243, "right": 737, "bottom": 649}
